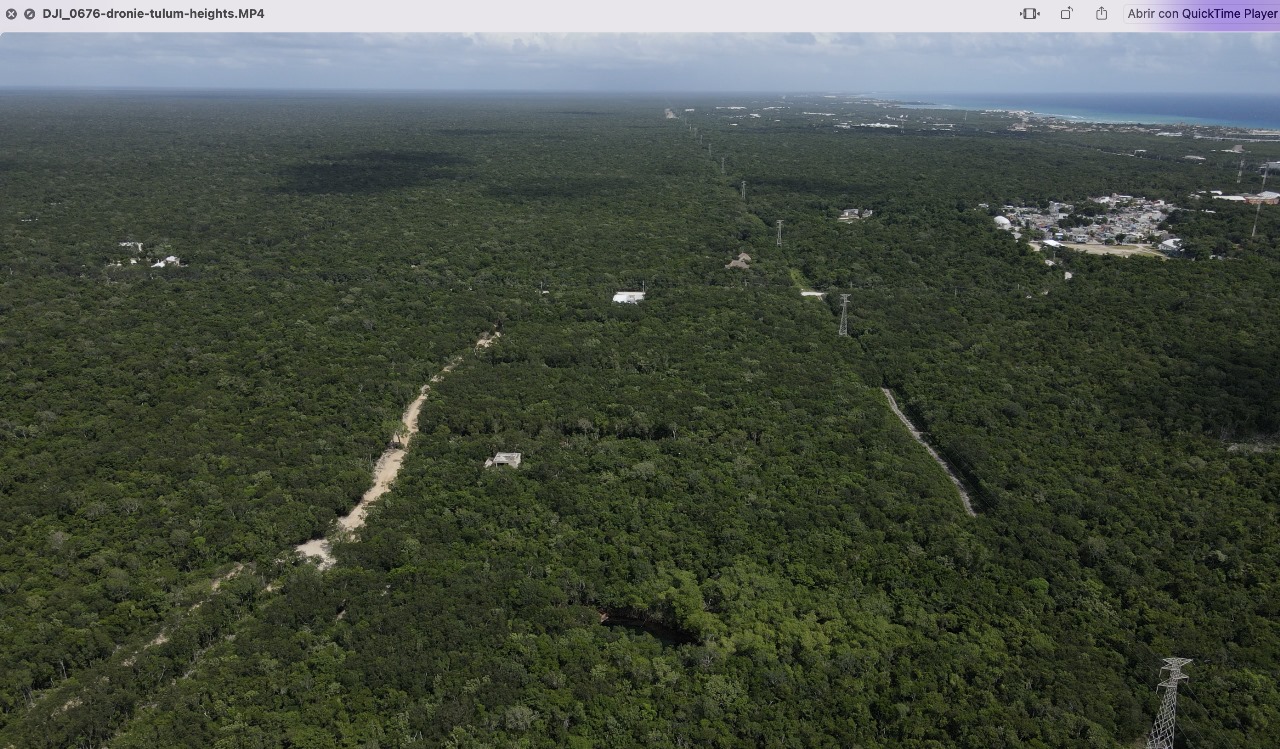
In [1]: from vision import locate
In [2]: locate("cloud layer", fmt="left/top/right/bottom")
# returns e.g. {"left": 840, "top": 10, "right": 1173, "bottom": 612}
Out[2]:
{"left": 0, "top": 33, "right": 1275, "bottom": 92}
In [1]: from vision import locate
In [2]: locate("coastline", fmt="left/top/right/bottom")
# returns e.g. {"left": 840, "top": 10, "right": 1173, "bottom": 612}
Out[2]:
{"left": 888, "top": 93, "right": 1280, "bottom": 131}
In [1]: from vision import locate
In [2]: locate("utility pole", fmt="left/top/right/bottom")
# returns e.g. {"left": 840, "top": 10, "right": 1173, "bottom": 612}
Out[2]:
{"left": 720, "top": 157, "right": 725, "bottom": 174}
{"left": 741, "top": 181, "right": 746, "bottom": 200}
{"left": 838, "top": 294, "right": 850, "bottom": 337}
{"left": 776, "top": 220, "right": 783, "bottom": 246}
{"left": 1145, "top": 658, "right": 1192, "bottom": 749}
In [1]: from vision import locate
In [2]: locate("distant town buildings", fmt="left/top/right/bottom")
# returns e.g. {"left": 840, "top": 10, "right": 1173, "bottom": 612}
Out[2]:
{"left": 998, "top": 194, "right": 1172, "bottom": 248}
{"left": 1213, "top": 192, "right": 1277, "bottom": 204}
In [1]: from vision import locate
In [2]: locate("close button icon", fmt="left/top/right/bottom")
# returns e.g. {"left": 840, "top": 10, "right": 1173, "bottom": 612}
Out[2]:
{"left": 5, "top": 8, "right": 16, "bottom": 19}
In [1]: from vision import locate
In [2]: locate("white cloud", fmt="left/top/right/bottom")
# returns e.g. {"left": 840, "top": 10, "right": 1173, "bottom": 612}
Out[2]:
{"left": 0, "top": 32, "right": 1274, "bottom": 92}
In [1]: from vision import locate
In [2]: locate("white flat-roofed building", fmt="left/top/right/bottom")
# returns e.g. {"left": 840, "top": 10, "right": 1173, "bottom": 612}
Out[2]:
{"left": 485, "top": 452, "right": 522, "bottom": 469}
{"left": 612, "top": 291, "right": 645, "bottom": 304}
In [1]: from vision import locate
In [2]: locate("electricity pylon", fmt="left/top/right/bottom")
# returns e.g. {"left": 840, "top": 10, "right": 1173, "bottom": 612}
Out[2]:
{"left": 838, "top": 294, "right": 850, "bottom": 336}
{"left": 1146, "top": 658, "right": 1191, "bottom": 749}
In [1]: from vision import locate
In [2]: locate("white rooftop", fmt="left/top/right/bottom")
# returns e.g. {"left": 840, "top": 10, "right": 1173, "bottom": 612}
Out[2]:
{"left": 612, "top": 291, "right": 645, "bottom": 304}
{"left": 485, "top": 452, "right": 522, "bottom": 468}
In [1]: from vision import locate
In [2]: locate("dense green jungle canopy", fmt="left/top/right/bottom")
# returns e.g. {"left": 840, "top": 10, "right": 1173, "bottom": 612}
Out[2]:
{"left": 1, "top": 92, "right": 1278, "bottom": 748}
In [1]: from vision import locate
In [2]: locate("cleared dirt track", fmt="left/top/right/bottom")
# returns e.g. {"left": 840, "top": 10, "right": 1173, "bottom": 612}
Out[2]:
{"left": 296, "top": 331, "right": 501, "bottom": 568}
{"left": 881, "top": 387, "right": 977, "bottom": 517}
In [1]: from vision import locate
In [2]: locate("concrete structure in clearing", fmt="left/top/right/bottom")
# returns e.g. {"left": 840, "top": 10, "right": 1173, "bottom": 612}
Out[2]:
{"left": 838, "top": 208, "right": 873, "bottom": 222}
{"left": 612, "top": 291, "right": 645, "bottom": 304}
{"left": 108, "top": 241, "right": 182, "bottom": 269}
{"left": 993, "top": 215, "right": 1013, "bottom": 229}
{"left": 800, "top": 290, "right": 826, "bottom": 298}
{"left": 485, "top": 452, "right": 522, "bottom": 469}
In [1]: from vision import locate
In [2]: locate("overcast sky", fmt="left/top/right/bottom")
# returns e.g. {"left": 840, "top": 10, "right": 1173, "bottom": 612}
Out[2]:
{"left": 0, "top": 33, "right": 1276, "bottom": 92}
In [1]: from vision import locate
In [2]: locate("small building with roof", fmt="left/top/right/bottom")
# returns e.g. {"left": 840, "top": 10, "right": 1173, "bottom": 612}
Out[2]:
{"left": 485, "top": 452, "right": 522, "bottom": 469}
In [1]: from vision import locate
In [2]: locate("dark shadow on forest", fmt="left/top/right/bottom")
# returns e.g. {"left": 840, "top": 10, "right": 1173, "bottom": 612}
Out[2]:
{"left": 598, "top": 608, "right": 697, "bottom": 646}
{"left": 483, "top": 176, "right": 638, "bottom": 202}
{"left": 272, "top": 150, "right": 473, "bottom": 195}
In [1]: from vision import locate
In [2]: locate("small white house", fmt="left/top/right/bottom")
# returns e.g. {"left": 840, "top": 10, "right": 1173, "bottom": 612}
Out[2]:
{"left": 485, "top": 452, "right": 522, "bottom": 469}
{"left": 612, "top": 291, "right": 645, "bottom": 304}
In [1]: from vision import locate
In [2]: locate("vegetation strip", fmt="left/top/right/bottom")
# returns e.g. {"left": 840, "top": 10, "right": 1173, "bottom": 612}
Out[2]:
{"left": 881, "top": 387, "right": 978, "bottom": 517}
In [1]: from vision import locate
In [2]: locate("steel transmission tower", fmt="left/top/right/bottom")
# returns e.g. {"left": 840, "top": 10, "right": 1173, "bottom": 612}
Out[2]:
{"left": 776, "top": 220, "right": 783, "bottom": 246}
{"left": 741, "top": 180, "right": 746, "bottom": 200}
{"left": 838, "top": 294, "right": 850, "bottom": 336}
{"left": 1146, "top": 658, "right": 1192, "bottom": 749}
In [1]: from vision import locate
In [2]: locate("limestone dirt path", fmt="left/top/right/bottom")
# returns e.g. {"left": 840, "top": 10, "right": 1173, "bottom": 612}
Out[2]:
{"left": 881, "top": 387, "right": 977, "bottom": 517}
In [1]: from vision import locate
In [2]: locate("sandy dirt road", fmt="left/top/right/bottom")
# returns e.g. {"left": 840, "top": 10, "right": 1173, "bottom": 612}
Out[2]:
{"left": 295, "top": 331, "right": 500, "bottom": 568}
{"left": 881, "top": 387, "right": 977, "bottom": 517}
